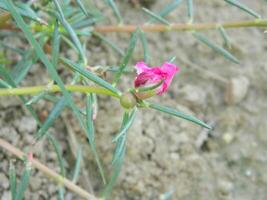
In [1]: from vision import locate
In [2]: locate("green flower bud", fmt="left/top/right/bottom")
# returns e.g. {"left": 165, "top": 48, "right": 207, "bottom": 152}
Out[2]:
{"left": 120, "top": 92, "right": 137, "bottom": 109}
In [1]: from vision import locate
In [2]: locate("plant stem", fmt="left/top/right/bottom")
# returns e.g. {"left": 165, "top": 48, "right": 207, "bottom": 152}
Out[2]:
{"left": 93, "top": 19, "right": 267, "bottom": 33}
{"left": 1, "top": 19, "right": 267, "bottom": 33}
{"left": 0, "top": 84, "right": 120, "bottom": 98}
{"left": 0, "top": 138, "right": 98, "bottom": 200}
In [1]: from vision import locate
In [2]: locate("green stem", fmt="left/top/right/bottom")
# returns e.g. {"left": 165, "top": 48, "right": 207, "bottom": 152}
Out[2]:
{"left": 0, "top": 85, "right": 120, "bottom": 98}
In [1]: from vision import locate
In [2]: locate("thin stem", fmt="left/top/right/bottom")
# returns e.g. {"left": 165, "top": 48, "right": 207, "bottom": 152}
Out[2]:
{"left": 2, "top": 19, "right": 267, "bottom": 33}
{"left": 0, "top": 138, "right": 98, "bottom": 200}
{"left": 0, "top": 84, "right": 120, "bottom": 98}
{"left": 93, "top": 19, "right": 267, "bottom": 33}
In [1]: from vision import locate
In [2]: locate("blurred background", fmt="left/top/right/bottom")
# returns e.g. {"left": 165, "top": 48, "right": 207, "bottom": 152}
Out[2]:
{"left": 0, "top": 0, "right": 267, "bottom": 199}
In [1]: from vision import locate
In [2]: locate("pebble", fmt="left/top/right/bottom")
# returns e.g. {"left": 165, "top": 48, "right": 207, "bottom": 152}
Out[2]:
{"left": 225, "top": 76, "right": 250, "bottom": 104}
{"left": 218, "top": 180, "right": 234, "bottom": 195}
{"left": 29, "top": 176, "right": 43, "bottom": 191}
{"left": 0, "top": 173, "right": 9, "bottom": 189}
{"left": 179, "top": 85, "right": 206, "bottom": 107}
{"left": 15, "top": 116, "right": 37, "bottom": 133}
{"left": 1, "top": 191, "right": 11, "bottom": 200}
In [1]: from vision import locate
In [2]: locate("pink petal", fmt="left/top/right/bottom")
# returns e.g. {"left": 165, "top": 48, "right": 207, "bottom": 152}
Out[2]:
{"left": 135, "top": 61, "right": 151, "bottom": 74}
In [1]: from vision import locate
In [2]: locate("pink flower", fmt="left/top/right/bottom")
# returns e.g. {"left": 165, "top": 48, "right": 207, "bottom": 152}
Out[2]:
{"left": 134, "top": 61, "right": 179, "bottom": 97}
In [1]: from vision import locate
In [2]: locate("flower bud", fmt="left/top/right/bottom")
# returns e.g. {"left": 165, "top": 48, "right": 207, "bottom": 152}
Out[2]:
{"left": 120, "top": 92, "right": 137, "bottom": 109}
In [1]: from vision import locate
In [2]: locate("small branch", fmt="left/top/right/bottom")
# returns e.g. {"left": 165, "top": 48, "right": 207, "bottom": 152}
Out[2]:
{"left": 0, "top": 138, "right": 98, "bottom": 200}
{"left": 1, "top": 19, "right": 267, "bottom": 33}
{"left": 0, "top": 84, "right": 120, "bottom": 98}
{"left": 93, "top": 19, "right": 267, "bottom": 33}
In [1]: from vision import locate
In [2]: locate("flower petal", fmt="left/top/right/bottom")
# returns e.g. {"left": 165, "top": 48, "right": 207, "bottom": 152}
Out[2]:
{"left": 135, "top": 61, "right": 150, "bottom": 74}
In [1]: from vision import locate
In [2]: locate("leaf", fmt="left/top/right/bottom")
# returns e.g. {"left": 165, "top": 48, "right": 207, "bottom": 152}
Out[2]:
{"left": 93, "top": 32, "right": 125, "bottom": 56}
{"left": 139, "top": 30, "right": 149, "bottom": 62}
{"left": 186, "top": 0, "right": 194, "bottom": 22}
{"left": 105, "top": 0, "right": 123, "bottom": 24}
{"left": 148, "top": 102, "right": 211, "bottom": 129}
{"left": 112, "top": 108, "right": 137, "bottom": 142}
{"left": 47, "top": 134, "right": 66, "bottom": 176}
{"left": 9, "top": 161, "right": 17, "bottom": 200}
{"left": 4, "top": 0, "right": 87, "bottom": 135}
{"left": 51, "top": 20, "right": 61, "bottom": 67}
{"left": 53, "top": 0, "right": 86, "bottom": 63}
{"left": 86, "top": 94, "right": 106, "bottom": 184}
{"left": 0, "top": 78, "right": 12, "bottom": 88}
{"left": 113, "top": 29, "right": 139, "bottom": 85}
{"left": 0, "top": 2, "right": 44, "bottom": 23}
{"left": 37, "top": 98, "right": 66, "bottom": 139}
{"left": 218, "top": 26, "right": 231, "bottom": 49}
{"left": 147, "top": 0, "right": 182, "bottom": 23}
{"left": 76, "top": 0, "right": 89, "bottom": 16}
{"left": 142, "top": 7, "right": 171, "bottom": 25}
{"left": 192, "top": 32, "right": 240, "bottom": 64}
{"left": 224, "top": 0, "right": 261, "bottom": 18}
{"left": 72, "top": 146, "right": 82, "bottom": 184}
{"left": 15, "top": 161, "right": 31, "bottom": 200}
{"left": 61, "top": 57, "right": 121, "bottom": 96}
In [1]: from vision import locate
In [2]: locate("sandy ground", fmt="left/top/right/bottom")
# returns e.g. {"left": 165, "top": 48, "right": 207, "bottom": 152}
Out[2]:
{"left": 1, "top": 0, "right": 267, "bottom": 199}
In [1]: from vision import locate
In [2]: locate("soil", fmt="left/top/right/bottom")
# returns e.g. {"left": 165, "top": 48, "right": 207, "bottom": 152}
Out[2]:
{"left": 1, "top": 0, "right": 267, "bottom": 200}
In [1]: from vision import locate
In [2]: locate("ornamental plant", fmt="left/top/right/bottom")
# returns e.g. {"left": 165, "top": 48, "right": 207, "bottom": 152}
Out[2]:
{"left": 0, "top": 0, "right": 266, "bottom": 199}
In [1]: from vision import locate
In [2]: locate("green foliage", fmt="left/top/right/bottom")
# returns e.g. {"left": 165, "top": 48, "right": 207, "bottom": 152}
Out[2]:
{"left": 1, "top": 0, "right": 262, "bottom": 198}
{"left": 193, "top": 32, "right": 240, "bottom": 64}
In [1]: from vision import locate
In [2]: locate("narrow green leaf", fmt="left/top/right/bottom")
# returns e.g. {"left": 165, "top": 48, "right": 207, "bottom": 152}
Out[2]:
{"left": 218, "top": 26, "right": 231, "bottom": 49}
{"left": 112, "top": 108, "right": 137, "bottom": 142}
{"left": 72, "top": 17, "right": 102, "bottom": 29}
{"left": 192, "top": 32, "right": 240, "bottom": 64}
{"left": 143, "top": 8, "right": 171, "bottom": 25}
{"left": 111, "top": 111, "right": 128, "bottom": 165}
{"left": 0, "top": 41, "right": 25, "bottom": 55}
{"left": 113, "top": 29, "right": 139, "bottom": 85}
{"left": 168, "top": 56, "right": 176, "bottom": 63}
{"left": 103, "top": 154, "right": 124, "bottom": 198}
{"left": 93, "top": 32, "right": 125, "bottom": 56}
{"left": 148, "top": 102, "right": 211, "bottom": 129}
{"left": 61, "top": 57, "right": 121, "bottom": 96}
{"left": 4, "top": 0, "right": 87, "bottom": 135}
{"left": 86, "top": 94, "right": 95, "bottom": 143}
{"left": 47, "top": 134, "right": 66, "bottom": 176}
{"left": 52, "top": 20, "right": 60, "bottom": 67}
{"left": 224, "top": 0, "right": 261, "bottom": 18}
{"left": 72, "top": 146, "right": 82, "bottom": 184}
{"left": 15, "top": 161, "right": 31, "bottom": 200}
{"left": 139, "top": 30, "right": 149, "bottom": 62}
{"left": 186, "top": 0, "right": 194, "bottom": 22}
{"left": 0, "top": 78, "right": 12, "bottom": 88}
{"left": 105, "top": 0, "right": 123, "bottom": 24}
{"left": 37, "top": 98, "right": 66, "bottom": 139}
{"left": 112, "top": 135, "right": 126, "bottom": 165}
{"left": 25, "top": 90, "right": 47, "bottom": 105}
{"left": 147, "top": 0, "right": 182, "bottom": 23}
{"left": 9, "top": 161, "right": 17, "bottom": 200}
{"left": 76, "top": 0, "right": 89, "bottom": 16}
{"left": 0, "top": 2, "right": 44, "bottom": 23}
{"left": 53, "top": 0, "right": 86, "bottom": 64}
{"left": 86, "top": 94, "right": 106, "bottom": 184}
{"left": 0, "top": 65, "right": 41, "bottom": 126}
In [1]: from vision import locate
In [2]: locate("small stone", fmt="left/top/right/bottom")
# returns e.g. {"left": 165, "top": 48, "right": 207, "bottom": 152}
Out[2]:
{"left": 223, "top": 132, "right": 234, "bottom": 144}
{"left": 0, "top": 127, "right": 19, "bottom": 144}
{"left": 0, "top": 173, "right": 9, "bottom": 189}
{"left": 225, "top": 76, "right": 250, "bottom": 104}
{"left": 30, "top": 176, "right": 42, "bottom": 191}
{"left": 15, "top": 116, "right": 37, "bottom": 133}
{"left": 218, "top": 180, "right": 234, "bottom": 195}
{"left": 179, "top": 85, "right": 206, "bottom": 107}
{"left": 1, "top": 191, "right": 11, "bottom": 200}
